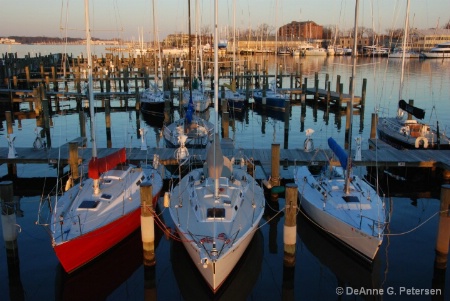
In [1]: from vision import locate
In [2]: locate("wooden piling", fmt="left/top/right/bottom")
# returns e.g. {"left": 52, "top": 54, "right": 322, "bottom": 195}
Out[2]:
{"left": 345, "top": 103, "right": 351, "bottom": 148}
{"left": 40, "top": 85, "right": 52, "bottom": 148}
{"left": 284, "top": 99, "right": 290, "bottom": 150}
{"left": 284, "top": 183, "right": 298, "bottom": 266}
{"left": 361, "top": 78, "right": 367, "bottom": 107}
{"left": 0, "top": 181, "right": 18, "bottom": 250}
{"left": 370, "top": 113, "right": 378, "bottom": 140}
{"left": 68, "top": 142, "right": 80, "bottom": 182}
{"left": 270, "top": 144, "right": 280, "bottom": 187}
{"left": 105, "top": 98, "right": 112, "bottom": 148}
{"left": 222, "top": 111, "right": 229, "bottom": 139}
{"left": 5, "top": 111, "right": 17, "bottom": 177}
{"left": 435, "top": 184, "right": 450, "bottom": 269}
{"left": 140, "top": 183, "right": 155, "bottom": 267}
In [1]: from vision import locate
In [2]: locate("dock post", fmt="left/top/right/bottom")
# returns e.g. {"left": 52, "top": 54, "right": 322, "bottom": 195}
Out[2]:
{"left": 25, "top": 66, "right": 31, "bottom": 89}
{"left": 314, "top": 72, "right": 319, "bottom": 102}
{"left": 105, "top": 98, "right": 112, "bottom": 148}
{"left": 222, "top": 111, "right": 229, "bottom": 139}
{"left": 106, "top": 71, "right": 111, "bottom": 93}
{"left": 325, "top": 81, "right": 331, "bottom": 121}
{"left": 51, "top": 66, "right": 58, "bottom": 92}
{"left": 325, "top": 73, "right": 329, "bottom": 89}
{"left": 435, "top": 184, "right": 450, "bottom": 270}
{"left": 345, "top": 103, "right": 351, "bottom": 148}
{"left": 245, "top": 73, "right": 250, "bottom": 101}
{"left": 284, "top": 99, "right": 290, "bottom": 150}
{"left": 123, "top": 68, "right": 129, "bottom": 93}
{"left": 284, "top": 183, "right": 298, "bottom": 266}
{"left": 1, "top": 181, "right": 19, "bottom": 258}
{"left": 361, "top": 78, "right": 367, "bottom": 107}
{"left": 270, "top": 143, "right": 281, "bottom": 188}
{"left": 338, "top": 83, "right": 344, "bottom": 108}
{"left": 140, "top": 183, "right": 155, "bottom": 267}
{"left": 77, "top": 99, "right": 86, "bottom": 139}
{"left": 370, "top": 113, "right": 378, "bottom": 140}
{"left": 336, "top": 75, "right": 341, "bottom": 93}
{"left": 178, "top": 87, "right": 183, "bottom": 111}
{"left": 303, "top": 78, "right": 307, "bottom": 96}
{"left": 68, "top": 142, "right": 80, "bottom": 187}
{"left": 0, "top": 181, "right": 24, "bottom": 300}
{"left": 40, "top": 84, "right": 52, "bottom": 148}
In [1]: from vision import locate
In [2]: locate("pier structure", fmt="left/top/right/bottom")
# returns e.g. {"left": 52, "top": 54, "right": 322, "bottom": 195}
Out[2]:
{"left": 0, "top": 52, "right": 367, "bottom": 114}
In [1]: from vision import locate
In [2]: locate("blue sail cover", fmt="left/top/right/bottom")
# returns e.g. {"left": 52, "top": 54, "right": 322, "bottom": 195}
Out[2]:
{"left": 328, "top": 137, "right": 348, "bottom": 170}
{"left": 186, "top": 95, "right": 194, "bottom": 123}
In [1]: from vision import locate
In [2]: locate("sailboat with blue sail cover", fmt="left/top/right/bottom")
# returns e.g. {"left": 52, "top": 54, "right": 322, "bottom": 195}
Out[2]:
{"left": 294, "top": 0, "right": 388, "bottom": 261}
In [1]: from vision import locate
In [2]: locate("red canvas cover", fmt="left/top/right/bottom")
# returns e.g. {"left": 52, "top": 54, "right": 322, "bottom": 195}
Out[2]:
{"left": 88, "top": 148, "right": 127, "bottom": 179}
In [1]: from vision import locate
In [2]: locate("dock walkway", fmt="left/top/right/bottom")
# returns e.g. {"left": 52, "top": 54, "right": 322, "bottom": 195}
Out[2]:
{"left": 1, "top": 140, "right": 449, "bottom": 180}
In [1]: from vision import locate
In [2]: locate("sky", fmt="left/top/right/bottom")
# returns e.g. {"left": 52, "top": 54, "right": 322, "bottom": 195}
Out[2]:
{"left": 1, "top": 0, "right": 449, "bottom": 41}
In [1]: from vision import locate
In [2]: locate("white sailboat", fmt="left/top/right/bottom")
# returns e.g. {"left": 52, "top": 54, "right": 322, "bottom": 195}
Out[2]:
{"left": 377, "top": 0, "right": 450, "bottom": 150}
{"left": 163, "top": 0, "right": 214, "bottom": 148}
{"left": 140, "top": 0, "right": 165, "bottom": 116}
{"left": 181, "top": 0, "right": 212, "bottom": 112}
{"left": 221, "top": 0, "right": 246, "bottom": 112}
{"left": 37, "top": 0, "right": 163, "bottom": 273}
{"left": 252, "top": 0, "right": 290, "bottom": 111}
{"left": 294, "top": 0, "right": 388, "bottom": 261}
{"left": 165, "top": 0, "right": 265, "bottom": 291}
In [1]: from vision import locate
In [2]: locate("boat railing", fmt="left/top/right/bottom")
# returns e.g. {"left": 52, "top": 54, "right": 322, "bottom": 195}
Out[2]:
{"left": 360, "top": 214, "right": 389, "bottom": 237}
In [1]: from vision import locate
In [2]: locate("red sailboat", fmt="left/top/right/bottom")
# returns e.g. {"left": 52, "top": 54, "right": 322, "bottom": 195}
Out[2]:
{"left": 37, "top": 0, "right": 163, "bottom": 273}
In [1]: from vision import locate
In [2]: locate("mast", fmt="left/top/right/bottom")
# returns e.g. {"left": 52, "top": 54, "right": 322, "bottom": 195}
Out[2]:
{"left": 274, "top": 0, "right": 278, "bottom": 93}
{"left": 84, "top": 0, "right": 96, "bottom": 159}
{"left": 232, "top": 0, "right": 236, "bottom": 87}
{"left": 84, "top": 0, "right": 100, "bottom": 194}
{"left": 344, "top": 0, "right": 359, "bottom": 194}
{"left": 188, "top": 0, "right": 193, "bottom": 103}
{"left": 152, "top": 0, "right": 162, "bottom": 89}
{"left": 399, "top": 0, "right": 410, "bottom": 103}
{"left": 213, "top": 0, "right": 219, "bottom": 135}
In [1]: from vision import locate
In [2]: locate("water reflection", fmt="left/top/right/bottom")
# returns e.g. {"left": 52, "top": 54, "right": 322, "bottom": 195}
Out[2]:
{"left": 55, "top": 229, "right": 144, "bottom": 301}
{"left": 297, "top": 212, "right": 382, "bottom": 300}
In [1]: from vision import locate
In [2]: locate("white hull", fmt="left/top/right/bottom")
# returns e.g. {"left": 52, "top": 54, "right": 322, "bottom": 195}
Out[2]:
{"left": 389, "top": 52, "right": 421, "bottom": 59}
{"left": 299, "top": 193, "right": 382, "bottom": 259}
{"left": 422, "top": 42, "right": 450, "bottom": 58}
{"left": 176, "top": 220, "right": 258, "bottom": 290}
{"left": 304, "top": 48, "right": 327, "bottom": 56}
{"left": 169, "top": 162, "right": 265, "bottom": 291}
{"left": 294, "top": 166, "right": 386, "bottom": 260}
{"left": 182, "top": 89, "right": 212, "bottom": 112}
{"left": 422, "top": 52, "right": 450, "bottom": 58}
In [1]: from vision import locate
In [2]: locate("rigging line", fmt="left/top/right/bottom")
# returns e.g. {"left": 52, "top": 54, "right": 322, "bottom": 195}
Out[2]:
{"left": 384, "top": 209, "right": 448, "bottom": 237}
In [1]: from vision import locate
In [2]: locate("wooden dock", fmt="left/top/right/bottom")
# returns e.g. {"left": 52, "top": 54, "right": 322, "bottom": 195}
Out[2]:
{"left": 1, "top": 140, "right": 449, "bottom": 181}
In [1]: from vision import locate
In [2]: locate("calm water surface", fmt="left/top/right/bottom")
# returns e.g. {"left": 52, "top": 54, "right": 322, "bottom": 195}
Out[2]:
{"left": 1, "top": 45, "right": 449, "bottom": 300}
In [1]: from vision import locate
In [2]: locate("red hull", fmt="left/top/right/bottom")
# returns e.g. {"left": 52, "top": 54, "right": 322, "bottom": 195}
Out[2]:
{"left": 54, "top": 193, "right": 160, "bottom": 273}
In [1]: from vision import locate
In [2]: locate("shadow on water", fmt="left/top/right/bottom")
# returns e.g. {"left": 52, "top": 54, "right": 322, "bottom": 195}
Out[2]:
{"left": 170, "top": 229, "right": 264, "bottom": 300}
{"left": 54, "top": 203, "right": 165, "bottom": 301}
{"left": 297, "top": 211, "right": 382, "bottom": 301}
{"left": 54, "top": 229, "right": 144, "bottom": 301}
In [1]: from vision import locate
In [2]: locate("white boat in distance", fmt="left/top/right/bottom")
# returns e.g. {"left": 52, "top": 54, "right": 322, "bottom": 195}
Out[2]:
{"left": 422, "top": 42, "right": 450, "bottom": 58}
{"left": 388, "top": 47, "right": 422, "bottom": 59}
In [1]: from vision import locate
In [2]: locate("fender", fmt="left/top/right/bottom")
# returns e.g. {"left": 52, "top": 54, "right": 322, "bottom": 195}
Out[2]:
{"left": 415, "top": 137, "right": 429, "bottom": 149}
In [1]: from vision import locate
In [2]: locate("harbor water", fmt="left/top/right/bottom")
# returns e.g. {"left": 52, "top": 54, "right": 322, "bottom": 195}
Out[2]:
{"left": 1, "top": 44, "right": 450, "bottom": 300}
